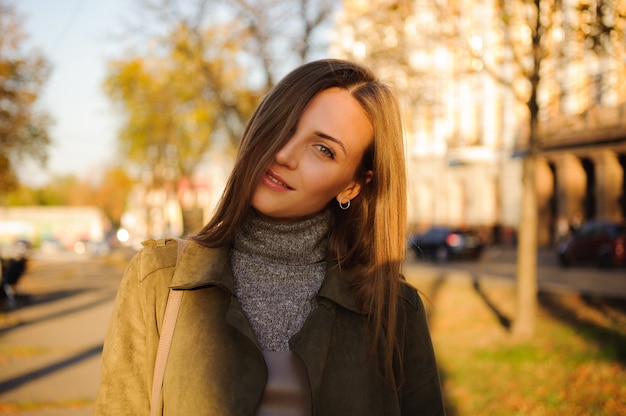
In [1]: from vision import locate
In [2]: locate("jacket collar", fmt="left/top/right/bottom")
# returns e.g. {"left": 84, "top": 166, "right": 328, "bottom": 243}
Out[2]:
{"left": 169, "top": 240, "right": 362, "bottom": 314}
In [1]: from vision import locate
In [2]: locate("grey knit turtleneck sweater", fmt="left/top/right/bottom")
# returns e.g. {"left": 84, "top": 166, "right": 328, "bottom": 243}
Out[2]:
{"left": 231, "top": 210, "right": 329, "bottom": 351}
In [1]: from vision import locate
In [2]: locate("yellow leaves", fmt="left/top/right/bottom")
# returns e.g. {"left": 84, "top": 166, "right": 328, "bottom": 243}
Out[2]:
{"left": 102, "top": 17, "right": 263, "bottom": 184}
{"left": 0, "top": 1, "right": 52, "bottom": 191}
{"left": 104, "top": 58, "right": 154, "bottom": 104}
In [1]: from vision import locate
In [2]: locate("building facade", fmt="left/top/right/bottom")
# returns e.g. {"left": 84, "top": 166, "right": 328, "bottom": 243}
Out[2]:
{"left": 332, "top": 0, "right": 626, "bottom": 246}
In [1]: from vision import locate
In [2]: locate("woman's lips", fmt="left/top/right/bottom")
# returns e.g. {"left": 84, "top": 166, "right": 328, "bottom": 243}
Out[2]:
{"left": 264, "top": 170, "right": 294, "bottom": 190}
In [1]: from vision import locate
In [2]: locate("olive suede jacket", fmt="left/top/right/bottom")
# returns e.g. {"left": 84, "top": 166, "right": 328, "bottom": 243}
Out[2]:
{"left": 95, "top": 238, "right": 445, "bottom": 415}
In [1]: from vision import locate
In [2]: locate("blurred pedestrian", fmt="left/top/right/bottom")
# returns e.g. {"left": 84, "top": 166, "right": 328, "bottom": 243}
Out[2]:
{"left": 95, "top": 59, "right": 445, "bottom": 415}
{"left": 570, "top": 211, "right": 584, "bottom": 234}
{"left": 1, "top": 239, "right": 31, "bottom": 309}
{"left": 555, "top": 215, "right": 570, "bottom": 245}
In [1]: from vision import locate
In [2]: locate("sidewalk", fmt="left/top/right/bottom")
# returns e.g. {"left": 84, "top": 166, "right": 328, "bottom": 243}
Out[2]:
{"left": 479, "top": 244, "right": 558, "bottom": 266}
{"left": 0, "top": 251, "right": 129, "bottom": 415}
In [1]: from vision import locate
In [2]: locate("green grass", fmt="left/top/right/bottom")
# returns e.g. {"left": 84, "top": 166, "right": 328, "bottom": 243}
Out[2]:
{"left": 410, "top": 275, "right": 626, "bottom": 416}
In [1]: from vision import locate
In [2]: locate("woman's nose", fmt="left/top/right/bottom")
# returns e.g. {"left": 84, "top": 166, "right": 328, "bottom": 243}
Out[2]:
{"left": 274, "top": 139, "right": 299, "bottom": 169}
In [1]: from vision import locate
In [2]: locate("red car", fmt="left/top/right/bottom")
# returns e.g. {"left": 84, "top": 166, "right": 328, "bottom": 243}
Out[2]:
{"left": 557, "top": 220, "right": 626, "bottom": 268}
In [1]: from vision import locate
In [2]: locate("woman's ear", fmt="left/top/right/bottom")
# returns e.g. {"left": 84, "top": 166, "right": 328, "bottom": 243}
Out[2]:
{"left": 335, "top": 170, "right": 374, "bottom": 204}
{"left": 336, "top": 185, "right": 360, "bottom": 205}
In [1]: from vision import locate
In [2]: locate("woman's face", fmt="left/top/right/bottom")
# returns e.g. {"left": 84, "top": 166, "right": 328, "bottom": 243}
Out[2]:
{"left": 251, "top": 87, "right": 373, "bottom": 224}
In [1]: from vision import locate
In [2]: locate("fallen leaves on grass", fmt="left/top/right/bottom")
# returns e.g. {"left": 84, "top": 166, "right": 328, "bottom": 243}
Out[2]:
{"left": 416, "top": 275, "right": 626, "bottom": 416}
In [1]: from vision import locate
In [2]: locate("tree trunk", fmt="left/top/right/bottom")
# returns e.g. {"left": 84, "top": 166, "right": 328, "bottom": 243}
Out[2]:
{"left": 512, "top": 154, "right": 538, "bottom": 339}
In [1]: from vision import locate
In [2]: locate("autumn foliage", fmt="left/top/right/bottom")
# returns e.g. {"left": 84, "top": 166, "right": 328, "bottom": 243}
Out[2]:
{"left": 0, "top": 0, "right": 52, "bottom": 191}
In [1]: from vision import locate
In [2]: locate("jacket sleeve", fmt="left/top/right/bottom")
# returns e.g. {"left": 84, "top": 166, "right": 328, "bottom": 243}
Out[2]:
{"left": 95, "top": 251, "right": 151, "bottom": 416}
{"left": 399, "top": 285, "right": 446, "bottom": 415}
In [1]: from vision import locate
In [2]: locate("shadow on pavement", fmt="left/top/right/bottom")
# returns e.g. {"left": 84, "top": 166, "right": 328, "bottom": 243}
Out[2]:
{"left": 0, "top": 289, "right": 118, "bottom": 335}
{"left": 1, "top": 288, "right": 90, "bottom": 312}
{"left": 0, "top": 343, "right": 103, "bottom": 394}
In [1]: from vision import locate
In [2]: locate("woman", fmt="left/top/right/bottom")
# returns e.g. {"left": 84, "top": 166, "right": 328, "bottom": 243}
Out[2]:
{"left": 95, "top": 59, "right": 445, "bottom": 415}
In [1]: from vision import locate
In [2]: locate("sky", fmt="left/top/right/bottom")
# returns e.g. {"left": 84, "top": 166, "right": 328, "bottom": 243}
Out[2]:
{"left": 17, "top": 0, "right": 134, "bottom": 186}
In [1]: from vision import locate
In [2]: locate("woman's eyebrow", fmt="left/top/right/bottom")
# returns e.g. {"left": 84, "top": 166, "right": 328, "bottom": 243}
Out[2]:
{"left": 313, "top": 130, "right": 347, "bottom": 156}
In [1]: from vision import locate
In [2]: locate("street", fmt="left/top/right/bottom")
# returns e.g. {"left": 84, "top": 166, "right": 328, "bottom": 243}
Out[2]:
{"left": 0, "top": 245, "right": 624, "bottom": 415}
{"left": 0, "top": 250, "right": 129, "bottom": 415}
{"left": 403, "top": 246, "right": 626, "bottom": 299}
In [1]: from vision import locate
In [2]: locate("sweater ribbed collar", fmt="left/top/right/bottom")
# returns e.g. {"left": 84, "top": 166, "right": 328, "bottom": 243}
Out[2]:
{"left": 232, "top": 210, "right": 330, "bottom": 265}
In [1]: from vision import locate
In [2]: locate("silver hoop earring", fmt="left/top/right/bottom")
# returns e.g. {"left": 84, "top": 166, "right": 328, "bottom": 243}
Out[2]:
{"left": 339, "top": 197, "right": 351, "bottom": 210}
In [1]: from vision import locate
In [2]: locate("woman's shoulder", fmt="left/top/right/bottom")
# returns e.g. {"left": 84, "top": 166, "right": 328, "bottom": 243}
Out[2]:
{"left": 398, "top": 280, "right": 427, "bottom": 312}
{"left": 130, "top": 238, "right": 231, "bottom": 287}
{"left": 130, "top": 238, "right": 182, "bottom": 282}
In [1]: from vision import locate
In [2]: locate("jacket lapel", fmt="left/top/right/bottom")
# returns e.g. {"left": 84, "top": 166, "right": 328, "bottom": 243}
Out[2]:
{"left": 169, "top": 241, "right": 262, "bottom": 350}
{"left": 169, "top": 242, "right": 233, "bottom": 292}
{"left": 316, "top": 263, "right": 364, "bottom": 314}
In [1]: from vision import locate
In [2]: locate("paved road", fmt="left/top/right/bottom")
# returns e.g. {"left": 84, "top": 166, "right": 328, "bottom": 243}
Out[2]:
{"left": 0, "top": 245, "right": 623, "bottom": 415}
{"left": 0, "top": 250, "right": 130, "bottom": 415}
{"left": 403, "top": 246, "right": 626, "bottom": 299}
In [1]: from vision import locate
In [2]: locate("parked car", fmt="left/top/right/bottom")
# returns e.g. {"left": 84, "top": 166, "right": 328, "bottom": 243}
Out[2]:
{"left": 408, "top": 226, "right": 486, "bottom": 263}
{"left": 557, "top": 220, "right": 626, "bottom": 268}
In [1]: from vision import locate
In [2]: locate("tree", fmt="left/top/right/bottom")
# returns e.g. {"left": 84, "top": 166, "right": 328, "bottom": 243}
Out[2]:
{"left": 131, "top": 0, "right": 336, "bottom": 89}
{"left": 464, "top": 0, "right": 625, "bottom": 338}
{"left": 5, "top": 167, "right": 134, "bottom": 227}
{"left": 104, "top": 27, "right": 253, "bottom": 234}
{"left": 105, "top": 0, "right": 337, "bottom": 234}
{"left": 0, "top": 0, "right": 52, "bottom": 192}
{"left": 94, "top": 167, "right": 135, "bottom": 228}
{"left": 4, "top": 174, "right": 89, "bottom": 206}
{"left": 119, "top": 0, "right": 337, "bottom": 145}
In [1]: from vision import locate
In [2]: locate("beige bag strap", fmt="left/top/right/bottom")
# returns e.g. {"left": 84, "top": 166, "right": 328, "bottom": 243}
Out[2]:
{"left": 150, "top": 239, "right": 188, "bottom": 416}
{"left": 150, "top": 289, "right": 182, "bottom": 415}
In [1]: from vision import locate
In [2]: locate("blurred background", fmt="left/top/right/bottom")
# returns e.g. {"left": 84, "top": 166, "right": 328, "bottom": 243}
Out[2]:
{"left": 2, "top": 0, "right": 625, "bottom": 252}
{"left": 1, "top": 0, "right": 625, "bottom": 415}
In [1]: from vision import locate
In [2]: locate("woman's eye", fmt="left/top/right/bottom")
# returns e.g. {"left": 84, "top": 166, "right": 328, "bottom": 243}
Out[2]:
{"left": 315, "top": 144, "right": 335, "bottom": 159}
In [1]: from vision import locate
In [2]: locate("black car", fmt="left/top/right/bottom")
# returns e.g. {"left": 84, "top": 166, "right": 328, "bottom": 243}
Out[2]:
{"left": 557, "top": 220, "right": 626, "bottom": 268}
{"left": 408, "top": 226, "right": 485, "bottom": 263}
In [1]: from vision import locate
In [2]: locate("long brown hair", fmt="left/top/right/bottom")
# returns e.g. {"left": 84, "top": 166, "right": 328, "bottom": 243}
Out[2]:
{"left": 193, "top": 59, "right": 407, "bottom": 386}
